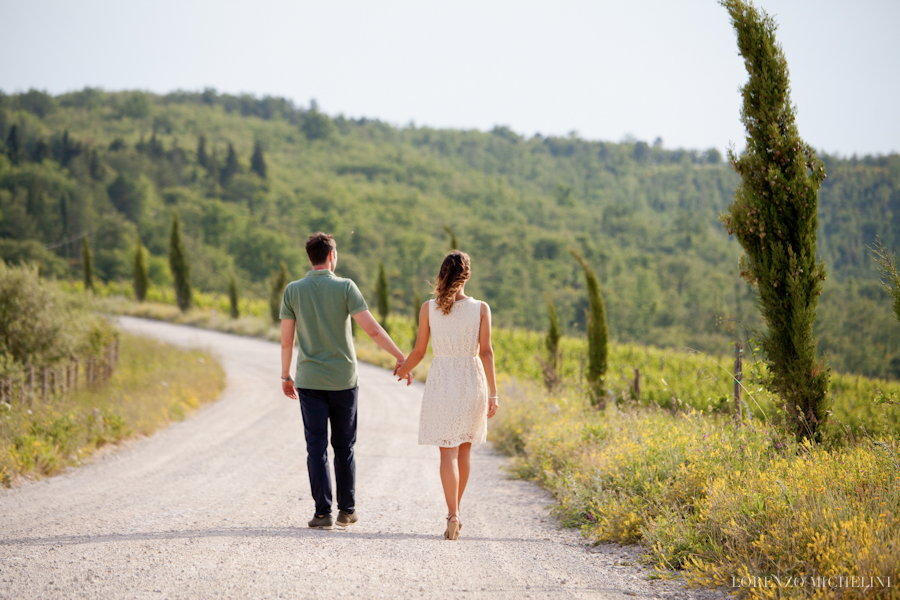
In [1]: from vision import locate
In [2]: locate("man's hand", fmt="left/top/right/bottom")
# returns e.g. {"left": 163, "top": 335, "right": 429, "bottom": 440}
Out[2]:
{"left": 282, "top": 378, "right": 297, "bottom": 400}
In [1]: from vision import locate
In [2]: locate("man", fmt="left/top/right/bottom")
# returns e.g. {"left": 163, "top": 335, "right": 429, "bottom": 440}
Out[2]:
{"left": 280, "top": 232, "right": 410, "bottom": 529}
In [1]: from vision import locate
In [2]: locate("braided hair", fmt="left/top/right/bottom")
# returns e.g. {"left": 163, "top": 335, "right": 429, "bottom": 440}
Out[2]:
{"left": 433, "top": 251, "right": 471, "bottom": 315}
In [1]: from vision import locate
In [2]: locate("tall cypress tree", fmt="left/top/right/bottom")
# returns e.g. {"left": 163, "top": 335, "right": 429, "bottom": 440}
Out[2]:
{"left": 270, "top": 262, "right": 289, "bottom": 324}
{"left": 870, "top": 237, "right": 900, "bottom": 323}
{"left": 5, "top": 125, "right": 20, "bottom": 165}
{"left": 82, "top": 236, "right": 94, "bottom": 293}
{"left": 376, "top": 261, "right": 390, "bottom": 333}
{"left": 721, "top": 0, "right": 829, "bottom": 441}
{"left": 220, "top": 142, "right": 239, "bottom": 186}
{"left": 133, "top": 238, "right": 148, "bottom": 302}
{"left": 444, "top": 226, "right": 459, "bottom": 251}
{"left": 196, "top": 135, "right": 208, "bottom": 169}
{"left": 169, "top": 213, "right": 192, "bottom": 312}
{"left": 250, "top": 140, "right": 267, "bottom": 179}
{"left": 228, "top": 273, "right": 240, "bottom": 319}
{"left": 411, "top": 289, "right": 422, "bottom": 348}
{"left": 542, "top": 296, "right": 562, "bottom": 392}
{"left": 571, "top": 250, "right": 608, "bottom": 408}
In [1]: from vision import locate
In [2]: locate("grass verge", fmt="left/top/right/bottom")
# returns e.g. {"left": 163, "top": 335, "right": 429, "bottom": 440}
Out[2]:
{"left": 491, "top": 380, "right": 900, "bottom": 599}
{"left": 0, "top": 333, "right": 225, "bottom": 487}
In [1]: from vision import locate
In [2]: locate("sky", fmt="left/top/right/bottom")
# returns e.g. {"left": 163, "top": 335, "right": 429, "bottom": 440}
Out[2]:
{"left": 1, "top": 0, "right": 897, "bottom": 156}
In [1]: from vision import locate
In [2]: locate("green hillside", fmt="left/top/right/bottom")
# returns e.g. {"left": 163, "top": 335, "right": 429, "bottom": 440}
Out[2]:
{"left": 1, "top": 88, "right": 898, "bottom": 378}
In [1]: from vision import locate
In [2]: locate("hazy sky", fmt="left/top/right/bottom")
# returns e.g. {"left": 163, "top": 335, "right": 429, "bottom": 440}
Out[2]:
{"left": 1, "top": 0, "right": 897, "bottom": 156}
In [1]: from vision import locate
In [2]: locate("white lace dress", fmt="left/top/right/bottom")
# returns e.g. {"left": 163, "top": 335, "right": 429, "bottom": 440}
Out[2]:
{"left": 418, "top": 298, "right": 489, "bottom": 447}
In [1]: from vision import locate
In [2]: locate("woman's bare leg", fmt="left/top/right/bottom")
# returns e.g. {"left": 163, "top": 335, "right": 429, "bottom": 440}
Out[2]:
{"left": 439, "top": 447, "right": 460, "bottom": 518}
{"left": 457, "top": 443, "right": 472, "bottom": 511}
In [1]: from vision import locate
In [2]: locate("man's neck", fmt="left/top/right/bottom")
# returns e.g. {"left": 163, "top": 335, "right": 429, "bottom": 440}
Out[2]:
{"left": 311, "top": 263, "right": 333, "bottom": 272}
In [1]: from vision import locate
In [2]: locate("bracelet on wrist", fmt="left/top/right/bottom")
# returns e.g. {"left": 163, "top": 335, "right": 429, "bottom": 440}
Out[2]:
{"left": 281, "top": 375, "right": 293, "bottom": 382}
{"left": 489, "top": 395, "right": 499, "bottom": 399}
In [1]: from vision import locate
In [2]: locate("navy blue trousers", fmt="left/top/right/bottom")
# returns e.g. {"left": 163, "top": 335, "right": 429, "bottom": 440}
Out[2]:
{"left": 297, "top": 387, "right": 358, "bottom": 516}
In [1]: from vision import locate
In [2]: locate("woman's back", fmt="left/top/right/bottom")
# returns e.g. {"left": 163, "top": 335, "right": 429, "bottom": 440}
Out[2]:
{"left": 429, "top": 297, "right": 481, "bottom": 358}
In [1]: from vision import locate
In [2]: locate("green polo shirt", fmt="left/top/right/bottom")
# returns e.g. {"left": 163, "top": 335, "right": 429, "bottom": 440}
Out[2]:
{"left": 279, "top": 270, "right": 369, "bottom": 390}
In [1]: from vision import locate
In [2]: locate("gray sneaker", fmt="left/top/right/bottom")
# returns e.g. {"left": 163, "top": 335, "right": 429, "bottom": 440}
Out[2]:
{"left": 336, "top": 510, "right": 358, "bottom": 527}
{"left": 308, "top": 514, "right": 334, "bottom": 529}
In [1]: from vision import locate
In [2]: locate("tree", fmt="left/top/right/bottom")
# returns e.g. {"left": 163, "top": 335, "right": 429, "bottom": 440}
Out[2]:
{"left": 250, "top": 140, "right": 267, "bottom": 179}
{"left": 301, "top": 101, "right": 335, "bottom": 141}
{"left": 197, "top": 135, "right": 208, "bottom": 169}
{"left": 411, "top": 289, "right": 422, "bottom": 349}
{"left": 220, "top": 142, "right": 239, "bottom": 185}
{"left": 376, "top": 261, "right": 390, "bottom": 333}
{"left": 870, "top": 236, "right": 900, "bottom": 323}
{"left": 571, "top": 249, "right": 608, "bottom": 407}
{"left": 228, "top": 273, "right": 240, "bottom": 319}
{"left": 5, "top": 125, "right": 20, "bottom": 165}
{"left": 169, "top": 213, "right": 192, "bottom": 312}
{"left": 269, "top": 262, "right": 289, "bottom": 325}
{"left": 133, "top": 238, "right": 148, "bottom": 302}
{"left": 444, "top": 226, "right": 458, "bottom": 251}
{"left": 720, "top": 0, "right": 830, "bottom": 442}
{"left": 539, "top": 296, "right": 562, "bottom": 392}
{"left": 82, "top": 236, "right": 94, "bottom": 293}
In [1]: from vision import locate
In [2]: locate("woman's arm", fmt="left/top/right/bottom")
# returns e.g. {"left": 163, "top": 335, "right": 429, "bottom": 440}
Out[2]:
{"left": 478, "top": 302, "right": 499, "bottom": 418}
{"left": 396, "top": 302, "right": 430, "bottom": 380}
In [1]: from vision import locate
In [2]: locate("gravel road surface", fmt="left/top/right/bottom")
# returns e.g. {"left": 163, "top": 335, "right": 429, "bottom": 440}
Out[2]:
{"left": 1, "top": 317, "right": 726, "bottom": 599}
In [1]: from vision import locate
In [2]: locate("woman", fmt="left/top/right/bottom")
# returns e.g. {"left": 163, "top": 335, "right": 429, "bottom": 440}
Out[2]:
{"left": 396, "top": 250, "right": 499, "bottom": 540}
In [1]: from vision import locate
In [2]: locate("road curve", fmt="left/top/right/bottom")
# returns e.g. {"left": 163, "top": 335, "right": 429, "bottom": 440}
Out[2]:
{"left": 0, "top": 317, "right": 723, "bottom": 600}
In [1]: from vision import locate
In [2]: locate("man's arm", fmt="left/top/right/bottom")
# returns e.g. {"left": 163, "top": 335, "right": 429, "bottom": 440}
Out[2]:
{"left": 352, "top": 310, "right": 407, "bottom": 367}
{"left": 280, "top": 319, "right": 298, "bottom": 400}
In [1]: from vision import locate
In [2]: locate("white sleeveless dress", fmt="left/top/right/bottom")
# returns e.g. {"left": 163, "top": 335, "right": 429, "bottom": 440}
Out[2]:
{"left": 418, "top": 298, "right": 489, "bottom": 447}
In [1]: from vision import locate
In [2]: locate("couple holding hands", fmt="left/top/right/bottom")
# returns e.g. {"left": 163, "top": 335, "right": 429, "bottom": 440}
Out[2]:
{"left": 280, "top": 232, "right": 498, "bottom": 540}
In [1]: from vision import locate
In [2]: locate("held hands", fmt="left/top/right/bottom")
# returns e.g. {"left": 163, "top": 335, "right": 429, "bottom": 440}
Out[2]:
{"left": 394, "top": 357, "right": 413, "bottom": 387}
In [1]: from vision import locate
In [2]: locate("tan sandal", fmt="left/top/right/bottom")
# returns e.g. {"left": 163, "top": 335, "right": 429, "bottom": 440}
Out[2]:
{"left": 444, "top": 514, "right": 460, "bottom": 541}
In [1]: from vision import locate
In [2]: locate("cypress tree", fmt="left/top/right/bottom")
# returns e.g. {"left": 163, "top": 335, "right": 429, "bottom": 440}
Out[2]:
{"left": 197, "top": 135, "right": 208, "bottom": 169}
{"left": 721, "top": 0, "right": 830, "bottom": 441}
{"left": 444, "top": 226, "right": 459, "bottom": 251}
{"left": 133, "top": 238, "right": 148, "bottom": 302}
{"left": 228, "top": 273, "right": 240, "bottom": 319}
{"left": 250, "top": 140, "right": 267, "bottom": 179}
{"left": 376, "top": 261, "right": 390, "bottom": 333}
{"left": 411, "top": 289, "right": 422, "bottom": 348}
{"left": 82, "top": 236, "right": 94, "bottom": 293}
{"left": 5, "top": 125, "right": 20, "bottom": 165}
{"left": 220, "top": 142, "right": 239, "bottom": 186}
{"left": 169, "top": 213, "right": 192, "bottom": 312}
{"left": 870, "top": 236, "right": 900, "bottom": 323}
{"left": 270, "top": 262, "right": 290, "bottom": 325}
{"left": 570, "top": 250, "right": 608, "bottom": 407}
{"left": 541, "top": 296, "right": 562, "bottom": 392}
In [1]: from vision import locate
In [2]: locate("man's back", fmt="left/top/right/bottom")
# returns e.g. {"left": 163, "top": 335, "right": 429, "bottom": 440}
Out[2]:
{"left": 280, "top": 270, "right": 368, "bottom": 391}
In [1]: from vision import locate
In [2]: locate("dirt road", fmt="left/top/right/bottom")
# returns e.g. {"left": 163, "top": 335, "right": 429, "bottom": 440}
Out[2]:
{"left": 0, "top": 317, "right": 723, "bottom": 599}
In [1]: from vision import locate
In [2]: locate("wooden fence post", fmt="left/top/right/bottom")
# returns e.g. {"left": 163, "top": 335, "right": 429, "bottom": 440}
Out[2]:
{"left": 733, "top": 340, "right": 743, "bottom": 421}
{"left": 42, "top": 368, "right": 49, "bottom": 403}
{"left": 634, "top": 368, "right": 641, "bottom": 402}
{"left": 74, "top": 359, "right": 79, "bottom": 391}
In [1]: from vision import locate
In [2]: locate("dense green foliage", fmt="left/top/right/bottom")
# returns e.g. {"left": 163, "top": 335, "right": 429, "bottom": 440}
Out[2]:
{"left": 168, "top": 213, "right": 191, "bottom": 312}
{"left": 0, "top": 263, "right": 112, "bottom": 374}
{"left": 0, "top": 88, "right": 898, "bottom": 378}
{"left": 722, "top": 0, "right": 830, "bottom": 440}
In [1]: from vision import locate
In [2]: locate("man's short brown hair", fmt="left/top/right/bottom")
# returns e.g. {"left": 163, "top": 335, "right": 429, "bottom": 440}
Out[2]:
{"left": 306, "top": 232, "right": 336, "bottom": 265}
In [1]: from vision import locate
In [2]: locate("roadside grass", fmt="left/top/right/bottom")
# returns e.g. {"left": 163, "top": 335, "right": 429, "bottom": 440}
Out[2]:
{"left": 0, "top": 333, "right": 225, "bottom": 487}
{"left": 491, "top": 380, "right": 900, "bottom": 599}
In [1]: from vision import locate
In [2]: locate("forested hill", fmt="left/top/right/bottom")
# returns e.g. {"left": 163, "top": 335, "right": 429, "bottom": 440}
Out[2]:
{"left": 1, "top": 88, "right": 898, "bottom": 378}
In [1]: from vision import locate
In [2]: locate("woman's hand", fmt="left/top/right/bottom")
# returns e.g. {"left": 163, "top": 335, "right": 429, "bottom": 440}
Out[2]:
{"left": 487, "top": 396, "right": 499, "bottom": 418}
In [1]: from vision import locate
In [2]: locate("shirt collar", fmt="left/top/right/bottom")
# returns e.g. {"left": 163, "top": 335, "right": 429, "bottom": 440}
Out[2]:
{"left": 305, "top": 269, "right": 335, "bottom": 278}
